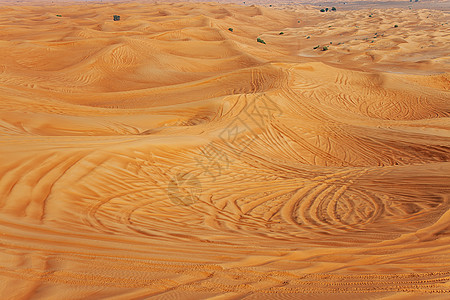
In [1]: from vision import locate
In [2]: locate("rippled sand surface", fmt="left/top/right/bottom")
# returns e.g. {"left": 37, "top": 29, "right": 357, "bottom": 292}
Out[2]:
{"left": 0, "top": 1, "right": 449, "bottom": 298}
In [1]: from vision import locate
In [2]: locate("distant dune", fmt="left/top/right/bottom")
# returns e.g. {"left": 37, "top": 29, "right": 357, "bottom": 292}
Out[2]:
{"left": 0, "top": 1, "right": 449, "bottom": 298}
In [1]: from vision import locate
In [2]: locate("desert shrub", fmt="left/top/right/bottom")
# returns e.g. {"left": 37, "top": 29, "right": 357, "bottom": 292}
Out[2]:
{"left": 320, "top": 9, "right": 325, "bottom": 12}
{"left": 331, "top": 7, "right": 336, "bottom": 11}
{"left": 279, "top": 32, "right": 284, "bottom": 35}
{"left": 322, "top": 46, "right": 328, "bottom": 51}
{"left": 228, "top": 28, "right": 233, "bottom": 32}
{"left": 56, "top": 15, "right": 62, "bottom": 17}
{"left": 257, "top": 37, "right": 266, "bottom": 44}
{"left": 313, "top": 45, "right": 320, "bottom": 49}
{"left": 325, "top": 8, "right": 329, "bottom": 12}
{"left": 113, "top": 15, "right": 120, "bottom": 21}
{"left": 394, "top": 24, "right": 398, "bottom": 27}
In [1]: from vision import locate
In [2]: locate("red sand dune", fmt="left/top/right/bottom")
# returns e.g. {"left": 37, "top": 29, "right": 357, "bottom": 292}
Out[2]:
{"left": 0, "top": 1, "right": 449, "bottom": 298}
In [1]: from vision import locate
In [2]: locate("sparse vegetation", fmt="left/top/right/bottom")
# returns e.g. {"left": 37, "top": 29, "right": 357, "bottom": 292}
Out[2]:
{"left": 279, "top": 32, "right": 284, "bottom": 35}
{"left": 56, "top": 15, "right": 62, "bottom": 17}
{"left": 369, "top": 14, "right": 372, "bottom": 17}
{"left": 306, "top": 36, "right": 310, "bottom": 39}
{"left": 322, "top": 46, "right": 328, "bottom": 51}
{"left": 313, "top": 45, "right": 320, "bottom": 49}
{"left": 394, "top": 24, "right": 398, "bottom": 27}
{"left": 320, "top": 9, "right": 325, "bottom": 12}
{"left": 257, "top": 37, "right": 266, "bottom": 44}
{"left": 325, "top": 8, "right": 329, "bottom": 12}
{"left": 228, "top": 28, "right": 233, "bottom": 32}
{"left": 331, "top": 7, "right": 336, "bottom": 11}
{"left": 113, "top": 15, "right": 120, "bottom": 21}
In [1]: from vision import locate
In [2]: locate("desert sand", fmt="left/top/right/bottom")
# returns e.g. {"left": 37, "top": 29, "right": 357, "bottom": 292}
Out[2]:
{"left": 0, "top": 0, "right": 449, "bottom": 298}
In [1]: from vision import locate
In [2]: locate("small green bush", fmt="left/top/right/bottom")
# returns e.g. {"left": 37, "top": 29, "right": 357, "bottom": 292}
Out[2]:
{"left": 279, "top": 32, "right": 284, "bottom": 35}
{"left": 257, "top": 37, "right": 266, "bottom": 44}
{"left": 320, "top": 9, "right": 325, "bottom": 12}
{"left": 331, "top": 7, "right": 336, "bottom": 11}
{"left": 228, "top": 28, "right": 233, "bottom": 32}
{"left": 313, "top": 45, "right": 320, "bottom": 49}
{"left": 322, "top": 46, "right": 328, "bottom": 51}
{"left": 394, "top": 24, "right": 398, "bottom": 27}
{"left": 56, "top": 14, "right": 62, "bottom": 17}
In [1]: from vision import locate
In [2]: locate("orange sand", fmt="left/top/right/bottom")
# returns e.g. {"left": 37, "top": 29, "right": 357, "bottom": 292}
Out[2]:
{"left": 0, "top": 1, "right": 449, "bottom": 298}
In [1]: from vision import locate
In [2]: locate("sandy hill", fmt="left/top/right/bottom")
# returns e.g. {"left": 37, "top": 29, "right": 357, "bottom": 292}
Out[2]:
{"left": 0, "top": 1, "right": 449, "bottom": 299}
